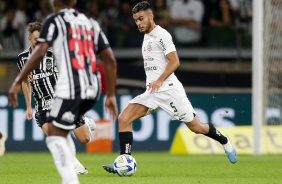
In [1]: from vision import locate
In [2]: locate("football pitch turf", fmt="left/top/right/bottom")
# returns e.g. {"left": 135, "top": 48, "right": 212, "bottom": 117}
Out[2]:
{"left": 1, "top": 152, "right": 282, "bottom": 184}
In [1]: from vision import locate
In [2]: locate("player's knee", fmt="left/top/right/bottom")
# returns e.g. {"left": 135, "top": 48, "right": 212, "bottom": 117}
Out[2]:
{"left": 84, "top": 136, "right": 91, "bottom": 144}
{"left": 78, "top": 135, "right": 91, "bottom": 144}
{"left": 118, "top": 114, "right": 130, "bottom": 130}
{"left": 118, "top": 114, "right": 127, "bottom": 125}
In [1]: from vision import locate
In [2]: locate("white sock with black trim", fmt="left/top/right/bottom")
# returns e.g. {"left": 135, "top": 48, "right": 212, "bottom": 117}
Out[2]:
{"left": 46, "top": 136, "right": 79, "bottom": 184}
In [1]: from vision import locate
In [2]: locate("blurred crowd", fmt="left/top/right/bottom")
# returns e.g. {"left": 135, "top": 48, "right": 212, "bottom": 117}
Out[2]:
{"left": 0, "top": 0, "right": 253, "bottom": 50}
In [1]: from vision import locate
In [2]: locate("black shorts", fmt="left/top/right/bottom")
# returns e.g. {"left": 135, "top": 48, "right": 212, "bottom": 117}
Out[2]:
{"left": 46, "top": 97, "right": 96, "bottom": 130}
{"left": 35, "top": 111, "right": 88, "bottom": 129}
{"left": 35, "top": 111, "right": 48, "bottom": 128}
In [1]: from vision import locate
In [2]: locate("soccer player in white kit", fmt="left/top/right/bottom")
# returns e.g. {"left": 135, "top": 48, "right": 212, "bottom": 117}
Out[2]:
{"left": 103, "top": 1, "right": 237, "bottom": 173}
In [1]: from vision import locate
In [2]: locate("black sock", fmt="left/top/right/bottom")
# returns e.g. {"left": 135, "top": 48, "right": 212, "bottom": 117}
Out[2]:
{"left": 0, "top": 132, "right": 2, "bottom": 139}
{"left": 119, "top": 132, "right": 133, "bottom": 155}
{"left": 205, "top": 123, "right": 228, "bottom": 144}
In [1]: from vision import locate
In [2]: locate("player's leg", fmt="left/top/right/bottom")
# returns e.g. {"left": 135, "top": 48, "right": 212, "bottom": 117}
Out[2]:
{"left": 70, "top": 116, "right": 96, "bottom": 174}
{"left": 37, "top": 111, "right": 90, "bottom": 174}
{"left": 39, "top": 111, "right": 95, "bottom": 144}
{"left": 46, "top": 98, "right": 96, "bottom": 183}
{"left": 0, "top": 132, "right": 8, "bottom": 157}
{"left": 73, "top": 116, "right": 96, "bottom": 144}
{"left": 118, "top": 103, "right": 149, "bottom": 154}
{"left": 46, "top": 123, "right": 79, "bottom": 184}
{"left": 159, "top": 87, "right": 237, "bottom": 164}
{"left": 185, "top": 116, "right": 237, "bottom": 164}
{"left": 66, "top": 133, "right": 88, "bottom": 175}
{"left": 103, "top": 103, "right": 149, "bottom": 174}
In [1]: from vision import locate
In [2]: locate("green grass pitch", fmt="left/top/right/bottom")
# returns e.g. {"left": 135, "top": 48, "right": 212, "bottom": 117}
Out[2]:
{"left": 1, "top": 152, "right": 282, "bottom": 184}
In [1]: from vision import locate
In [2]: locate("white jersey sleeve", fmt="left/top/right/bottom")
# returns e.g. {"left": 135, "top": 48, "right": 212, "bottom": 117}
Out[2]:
{"left": 155, "top": 29, "right": 176, "bottom": 56}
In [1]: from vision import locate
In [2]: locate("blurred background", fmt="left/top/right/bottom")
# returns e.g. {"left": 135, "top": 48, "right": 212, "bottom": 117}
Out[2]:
{"left": 0, "top": 0, "right": 253, "bottom": 93}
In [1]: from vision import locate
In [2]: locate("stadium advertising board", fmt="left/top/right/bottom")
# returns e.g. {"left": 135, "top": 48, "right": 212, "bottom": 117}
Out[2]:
{"left": 1, "top": 93, "right": 279, "bottom": 152}
{"left": 170, "top": 126, "right": 282, "bottom": 154}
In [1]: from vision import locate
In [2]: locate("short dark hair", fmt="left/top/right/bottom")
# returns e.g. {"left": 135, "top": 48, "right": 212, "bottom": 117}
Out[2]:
{"left": 132, "top": 1, "right": 151, "bottom": 14}
{"left": 28, "top": 22, "right": 42, "bottom": 35}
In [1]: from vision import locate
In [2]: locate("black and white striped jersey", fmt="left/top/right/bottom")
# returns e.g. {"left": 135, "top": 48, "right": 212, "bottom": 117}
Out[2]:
{"left": 17, "top": 48, "right": 59, "bottom": 112}
{"left": 37, "top": 8, "right": 109, "bottom": 100}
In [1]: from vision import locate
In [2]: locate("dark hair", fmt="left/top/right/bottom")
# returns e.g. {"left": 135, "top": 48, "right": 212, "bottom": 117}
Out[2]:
{"left": 132, "top": 1, "right": 151, "bottom": 14}
{"left": 28, "top": 22, "right": 42, "bottom": 34}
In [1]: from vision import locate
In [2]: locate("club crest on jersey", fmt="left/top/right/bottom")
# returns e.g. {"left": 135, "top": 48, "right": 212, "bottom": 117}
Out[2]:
{"left": 46, "top": 59, "right": 52, "bottom": 70}
{"left": 147, "top": 41, "right": 152, "bottom": 51}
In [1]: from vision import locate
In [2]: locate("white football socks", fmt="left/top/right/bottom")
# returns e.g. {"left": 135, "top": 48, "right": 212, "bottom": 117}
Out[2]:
{"left": 66, "top": 133, "right": 76, "bottom": 158}
{"left": 66, "top": 133, "right": 85, "bottom": 170}
{"left": 46, "top": 136, "right": 79, "bottom": 184}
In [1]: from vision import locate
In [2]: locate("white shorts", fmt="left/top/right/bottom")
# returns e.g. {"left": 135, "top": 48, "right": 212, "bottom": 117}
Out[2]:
{"left": 129, "top": 86, "right": 196, "bottom": 122}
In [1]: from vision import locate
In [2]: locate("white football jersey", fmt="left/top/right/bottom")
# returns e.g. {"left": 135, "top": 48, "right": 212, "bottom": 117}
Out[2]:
{"left": 142, "top": 25, "right": 182, "bottom": 92}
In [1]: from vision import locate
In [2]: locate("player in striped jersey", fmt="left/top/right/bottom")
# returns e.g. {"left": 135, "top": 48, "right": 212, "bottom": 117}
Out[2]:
{"left": 9, "top": 0, "right": 118, "bottom": 183}
{"left": 17, "top": 21, "right": 97, "bottom": 174}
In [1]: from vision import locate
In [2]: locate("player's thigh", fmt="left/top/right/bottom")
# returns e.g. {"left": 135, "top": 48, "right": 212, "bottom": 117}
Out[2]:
{"left": 119, "top": 103, "right": 149, "bottom": 124}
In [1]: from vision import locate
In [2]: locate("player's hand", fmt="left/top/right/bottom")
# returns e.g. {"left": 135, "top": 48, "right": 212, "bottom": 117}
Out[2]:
{"left": 147, "top": 80, "right": 162, "bottom": 94}
{"left": 26, "top": 107, "right": 33, "bottom": 121}
{"left": 9, "top": 81, "right": 21, "bottom": 108}
{"left": 105, "top": 96, "right": 118, "bottom": 120}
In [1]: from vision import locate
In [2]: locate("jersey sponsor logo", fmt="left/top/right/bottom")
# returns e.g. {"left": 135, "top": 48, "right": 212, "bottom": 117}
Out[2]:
{"left": 147, "top": 41, "right": 152, "bottom": 51}
{"left": 145, "top": 66, "right": 157, "bottom": 71}
{"left": 61, "top": 111, "right": 75, "bottom": 123}
{"left": 31, "top": 72, "right": 54, "bottom": 81}
{"left": 144, "top": 57, "right": 154, "bottom": 61}
{"left": 159, "top": 39, "right": 166, "bottom": 51}
{"left": 28, "top": 75, "right": 33, "bottom": 82}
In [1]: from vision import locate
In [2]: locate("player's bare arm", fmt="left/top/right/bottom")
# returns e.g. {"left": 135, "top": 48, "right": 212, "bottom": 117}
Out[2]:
{"left": 148, "top": 51, "right": 180, "bottom": 94}
{"left": 99, "top": 47, "right": 118, "bottom": 120}
{"left": 9, "top": 43, "right": 49, "bottom": 107}
{"left": 22, "top": 78, "right": 33, "bottom": 121}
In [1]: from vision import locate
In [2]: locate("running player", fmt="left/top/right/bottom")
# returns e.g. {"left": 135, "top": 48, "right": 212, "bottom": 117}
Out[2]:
{"left": 103, "top": 1, "right": 237, "bottom": 174}
{"left": 9, "top": 0, "right": 118, "bottom": 183}
{"left": 17, "top": 21, "right": 95, "bottom": 174}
